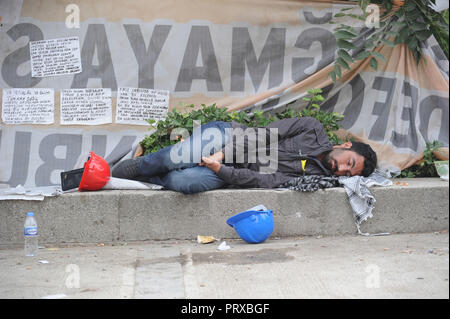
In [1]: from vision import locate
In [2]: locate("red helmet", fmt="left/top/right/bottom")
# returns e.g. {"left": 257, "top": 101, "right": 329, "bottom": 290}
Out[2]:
{"left": 78, "top": 151, "right": 110, "bottom": 191}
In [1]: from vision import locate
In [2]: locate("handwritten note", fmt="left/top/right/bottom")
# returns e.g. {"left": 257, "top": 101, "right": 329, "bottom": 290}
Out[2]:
{"left": 60, "top": 88, "right": 112, "bottom": 125}
{"left": 116, "top": 87, "right": 170, "bottom": 125}
{"left": 1, "top": 88, "right": 54, "bottom": 124}
{"left": 29, "top": 37, "right": 82, "bottom": 77}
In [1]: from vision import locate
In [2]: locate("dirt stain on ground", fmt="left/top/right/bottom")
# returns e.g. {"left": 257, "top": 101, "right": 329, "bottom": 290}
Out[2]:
{"left": 134, "top": 247, "right": 297, "bottom": 267}
{"left": 191, "top": 248, "right": 296, "bottom": 265}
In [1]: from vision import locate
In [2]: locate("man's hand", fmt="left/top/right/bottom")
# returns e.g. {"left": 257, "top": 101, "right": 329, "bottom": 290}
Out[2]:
{"left": 207, "top": 151, "right": 224, "bottom": 162}
{"left": 199, "top": 156, "right": 221, "bottom": 173}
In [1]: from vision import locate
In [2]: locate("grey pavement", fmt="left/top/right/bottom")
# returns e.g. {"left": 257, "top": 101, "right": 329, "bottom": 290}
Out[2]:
{"left": 0, "top": 232, "right": 448, "bottom": 299}
{"left": 1, "top": 178, "right": 448, "bottom": 244}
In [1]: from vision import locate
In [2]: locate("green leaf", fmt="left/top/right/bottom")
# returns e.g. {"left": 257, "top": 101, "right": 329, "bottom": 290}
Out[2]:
{"left": 329, "top": 71, "right": 337, "bottom": 83}
{"left": 405, "top": 10, "right": 420, "bottom": 21}
{"left": 354, "top": 50, "right": 371, "bottom": 60}
{"left": 407, "top": 37, "right": 419, "bottom": 51}
{"left": 334, "top": 13, "right": 346, "bottom": 18}
{"left": 391, "top": 21, "right": 407, "bottom": 28}
{"left": 410, "top": 22, "right": 428, "bottom": 32}
{"left": 338, "top": 49, "right": 354, "bottom": 64}
{"left": 335, "top": 64, "right": 342, "bottom": 78}
{"left": 337, "top": 39, "right": 357, "bottom": 50}
{"left": 415, "top": 30, "right": 432, "bottom": 41}
{"left": 369, "top": 57, "right": 378, "bottom": 70}
{"left": 404, "top": 1, "right": 416, "bottom": 12}
{"left": 337, "top": 57, "right": 351, "bottom": 70}
{"left": 384, "top": 30, "right": 396, "bottom": 37}
{"left": 371, "top": 51, "right": 386, "bottom": 62}
{"left": 335, "top": 30, "right": 358, "bottom": 40}
{"left": 364, "top": 39, "right": 376, "bottom": 49}
{"left": 359, "top": 0, "right": 369, "bottom": 12}
{"left": 339, "top": 24, "right": 353, "bottom": 31}
{"left": 381, "top": 38, "right": 395, "bottom": 47}
{"left": 395, "top": 26, "right": 410, "bottom": 44}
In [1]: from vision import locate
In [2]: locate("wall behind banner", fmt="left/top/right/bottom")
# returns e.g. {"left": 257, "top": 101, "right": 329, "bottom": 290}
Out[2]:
{"left": 0, "top": 0, "right": 448, "bottom": 187}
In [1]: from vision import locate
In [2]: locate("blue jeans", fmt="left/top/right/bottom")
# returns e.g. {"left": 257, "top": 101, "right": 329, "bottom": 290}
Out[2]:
{"left": 140, "top": 121, "right": 233, "bottom": 194}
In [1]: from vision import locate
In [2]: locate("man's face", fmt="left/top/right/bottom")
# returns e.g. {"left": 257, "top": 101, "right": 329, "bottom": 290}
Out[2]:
{"left": 322, "top": 144, "right": 365, "bottom": 177}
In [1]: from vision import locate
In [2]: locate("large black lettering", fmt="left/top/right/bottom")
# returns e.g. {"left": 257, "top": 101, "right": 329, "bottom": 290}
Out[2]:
{"left": 303, "top": 10, "right": 333, "bottom": 24}
{"left": 1, "top": 23, "right": 43, "bottom": 87}
{"left": 368, "top": 77, "right": 396, "bottom": 141}
{"left": 231, "top": 27, "right": 285, "bottom": 92}
{"left": 319, "top": 74, "right": 365, "bottom": 130}
{"left": 340, "top": 74, "right": 365, "bottom": 130}
{"left": 175, "top": 26, "right": 223, "bottom": 92}
{"left": 391, "top": 81, "right": 419, "bottom": 151}
{"left": 0, "top": 131, "right": 31, "bottom": 187}
{"left": 103, "top": 136, "right": 137, "bottom": 165}
{"left": 35, "top": 134, "right": 82, "bottom": 186}
{"left": 430, "top": 45, "right": 449, "bottom": 77}
{"left": 124, "top": 24, "right": 171, "bottom": 89}
{"left": 91, "top": 135, "right": 137, "bottom": 165}
{"left": 419, "top": 95, "right": 449, "bottom": 145}
{"left": 71, "top": 24, "right": 117, "bottom": 90}
{"left": 91, "top": 135, "right": 107, "bottom": 157}
{"left": 292, "top": 28, "right": 336, "bottom": 83}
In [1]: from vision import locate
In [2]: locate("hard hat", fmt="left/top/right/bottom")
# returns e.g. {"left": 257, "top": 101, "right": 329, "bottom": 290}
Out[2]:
{"left": 226, "top": 209, "right": 274, "bottom": 244}
{"left": 78, "top": 151, "right": 110, "bottom": 191}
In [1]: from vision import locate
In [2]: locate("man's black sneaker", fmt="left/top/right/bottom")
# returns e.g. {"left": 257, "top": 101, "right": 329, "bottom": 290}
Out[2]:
{"left": 111, "top": 157, "right": 143, "bottom": 179}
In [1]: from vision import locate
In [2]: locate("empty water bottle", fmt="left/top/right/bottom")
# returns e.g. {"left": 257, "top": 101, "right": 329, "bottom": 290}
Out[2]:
{"left": 24, "top": 212, "right": 38, "bottom": 256}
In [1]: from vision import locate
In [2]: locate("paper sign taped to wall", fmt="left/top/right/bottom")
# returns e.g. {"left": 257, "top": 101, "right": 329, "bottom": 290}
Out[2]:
{"left": 60, "top": 88, "right": 112, "bottom": 125}
{"left": 1, "top": 88, "right": 54, "bottom": 124}
{"left": 29, "top": 37, "right": 82, "bottom": 77}
{"left": 116, "top": 87, "right": 170, "bottom": 125}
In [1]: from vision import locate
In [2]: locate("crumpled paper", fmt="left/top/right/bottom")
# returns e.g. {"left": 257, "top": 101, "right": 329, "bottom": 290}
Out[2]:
{"left": 217, "top": 241, "right": 231, "bottom": 251}
{"left": 0, "top": 185, "right": 62, "bottom": 201}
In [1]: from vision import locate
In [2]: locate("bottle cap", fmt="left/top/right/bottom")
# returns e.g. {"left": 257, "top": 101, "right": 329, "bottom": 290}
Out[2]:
{"left": 27, "top": 212, "right": 34, "bottom": 217}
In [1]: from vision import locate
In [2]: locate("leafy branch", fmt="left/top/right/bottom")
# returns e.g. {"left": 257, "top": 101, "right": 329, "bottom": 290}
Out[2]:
{"left": 139, "top": 89, "right": 345, "bottom": 155}
{"left": 329, "top": 0, "right": 449, "bottom": 82}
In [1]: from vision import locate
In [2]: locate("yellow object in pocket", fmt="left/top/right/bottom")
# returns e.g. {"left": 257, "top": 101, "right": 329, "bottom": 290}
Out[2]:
{"left": 301, "top": 160, "right": 307, "bottom": 172}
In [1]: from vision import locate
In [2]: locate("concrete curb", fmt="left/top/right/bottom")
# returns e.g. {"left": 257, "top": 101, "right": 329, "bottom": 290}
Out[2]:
{"left": 0, "top": 178, "right": 448, "bottom": 245}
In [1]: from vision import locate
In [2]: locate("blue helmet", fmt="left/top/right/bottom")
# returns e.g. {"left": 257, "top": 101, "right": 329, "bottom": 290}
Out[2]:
{"left": 226, "top": 209, "right": 274, "bottom": 244}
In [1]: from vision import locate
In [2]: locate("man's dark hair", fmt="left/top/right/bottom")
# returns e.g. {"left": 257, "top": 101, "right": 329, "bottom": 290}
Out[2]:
{"left": 349, "top": 141, "right": 377, "bottom": 177}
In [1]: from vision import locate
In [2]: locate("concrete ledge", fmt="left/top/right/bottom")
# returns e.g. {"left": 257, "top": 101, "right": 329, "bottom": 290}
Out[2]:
{"left": 0, "top": 178, "right": 448, "bottom": 245}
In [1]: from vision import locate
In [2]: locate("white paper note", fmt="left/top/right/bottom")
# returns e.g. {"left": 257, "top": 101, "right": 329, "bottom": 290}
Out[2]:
{"left": 116, "top": 87, "right": 170, "bottom": 125}
{"left": 60, "top": 88, "right": 112, "bottom": 125}
{"left": 1, "top": 88, "right": 54, "bottom": 124}
{"left": 29, "top": 37, "right": 82, "bottom": 77}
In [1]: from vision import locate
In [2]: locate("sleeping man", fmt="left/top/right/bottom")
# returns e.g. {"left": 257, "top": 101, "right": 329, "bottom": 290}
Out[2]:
{"left": 111, "top": 117, "right": 377, "bottom": 194}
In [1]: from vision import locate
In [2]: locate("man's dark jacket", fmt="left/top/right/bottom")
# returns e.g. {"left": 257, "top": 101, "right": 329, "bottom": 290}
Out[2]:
{"left": 216, "top": 117, "right": 334, "bottom": 188}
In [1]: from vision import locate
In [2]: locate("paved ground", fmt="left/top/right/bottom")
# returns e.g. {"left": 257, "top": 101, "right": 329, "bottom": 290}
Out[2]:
{"left": 0, "top": 232, "right": 448, "bottom": 299}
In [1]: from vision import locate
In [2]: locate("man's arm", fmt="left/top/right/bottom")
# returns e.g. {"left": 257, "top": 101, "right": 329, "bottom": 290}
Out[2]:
{"left": 216, "top": 165, "right": 291, "bottom": 188}
{"left": 221, "top": 117, "right": 320, "bottom": 161}
{"left": 201, "top": 156, "right": 290, "bottom": 188}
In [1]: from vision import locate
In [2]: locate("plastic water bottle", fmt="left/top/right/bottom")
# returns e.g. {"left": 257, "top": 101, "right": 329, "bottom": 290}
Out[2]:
{"left": 24, "top": 212, "right": 38, "bottom": 256}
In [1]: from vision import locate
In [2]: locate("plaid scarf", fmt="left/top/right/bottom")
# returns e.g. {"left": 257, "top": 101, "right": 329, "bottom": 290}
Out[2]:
{"left": 279, "top": 175, "right": 340, "bottom": 192}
